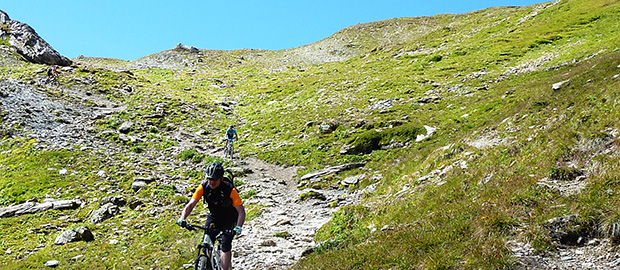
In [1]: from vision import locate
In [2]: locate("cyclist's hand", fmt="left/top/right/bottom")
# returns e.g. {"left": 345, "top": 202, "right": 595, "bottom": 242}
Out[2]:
{"left": 234, "top": 226, "right": 242, "bottom": 235}
{"left": 176, "top": 218, "right": 186, "bottom": 227}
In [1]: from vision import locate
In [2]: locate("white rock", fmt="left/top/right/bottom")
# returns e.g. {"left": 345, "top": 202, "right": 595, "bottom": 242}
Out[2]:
{"left": 44, "top": 260, "right": 59, "bottom": 267}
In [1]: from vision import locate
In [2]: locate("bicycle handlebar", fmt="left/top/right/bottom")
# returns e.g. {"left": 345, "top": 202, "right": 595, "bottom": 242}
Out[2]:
{"left": 183, "top": 222, "right": 236, "bottom": 236}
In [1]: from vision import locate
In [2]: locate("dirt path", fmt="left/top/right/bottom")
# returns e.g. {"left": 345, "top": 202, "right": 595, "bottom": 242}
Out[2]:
{"left": 230, "top": 157, "right": 348, "bottom": 269}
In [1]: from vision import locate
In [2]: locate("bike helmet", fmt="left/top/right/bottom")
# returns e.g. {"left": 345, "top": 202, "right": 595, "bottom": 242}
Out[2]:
{"left": 204, "top": 162, "right": 224, "bottom": 179}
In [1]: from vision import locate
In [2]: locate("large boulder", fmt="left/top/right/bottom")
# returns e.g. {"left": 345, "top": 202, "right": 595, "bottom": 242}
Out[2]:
{"left": 0, "top": 10, "right": 72, "bottom": 66}
{"left": 54, "top": 226, "right": 94, "bottom": 245}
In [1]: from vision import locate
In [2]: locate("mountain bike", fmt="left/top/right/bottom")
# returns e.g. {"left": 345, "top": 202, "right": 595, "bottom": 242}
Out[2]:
{"left": 223, "top": 138, "right": 234, "bottom": 160}
{"left": 183, "top": 222, "right": 236, "bottom": 270}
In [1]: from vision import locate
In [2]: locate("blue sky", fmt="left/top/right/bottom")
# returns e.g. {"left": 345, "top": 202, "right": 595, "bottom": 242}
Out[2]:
{"left": 1, "top": 0, "right": 548, "bottom": 60}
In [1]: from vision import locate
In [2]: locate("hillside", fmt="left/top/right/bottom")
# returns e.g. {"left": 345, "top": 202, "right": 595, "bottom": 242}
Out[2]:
{"left": 2, "top": 0, "right": 620, "bottom": 269}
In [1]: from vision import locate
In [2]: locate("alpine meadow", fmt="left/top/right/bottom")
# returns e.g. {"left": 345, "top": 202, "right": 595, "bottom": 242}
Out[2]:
{"left": 2, "top": 0, "right": 620, "bottom": 269}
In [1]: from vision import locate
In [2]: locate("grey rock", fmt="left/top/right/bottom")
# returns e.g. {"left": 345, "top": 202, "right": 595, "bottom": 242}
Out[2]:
{"left": 342, "top": 174, "right": 365, "bottom": 186}
{"left": 101, "top": 196, "right": 126, "bottom": 207}
{"left": 318, "top": 124, "right": 333, "bottom": 134}
{"left": 0, "top": 199, "right": 81, "bottom": 218}
{"left": 259, "top": 240, "right": 277, "bottom": 247}
{"left": 368, "top": 98, "right": 397, "bottom": 110}
{"left": 552, "top": 80, "right": 570, "bottom": 91}
{"left": 131, "top": 181, "right": 147, "bottom": 191}
{"left": 0, "top": 202, "right": 35, "bottom": 218}
{"left": 44, "top": 260, "right": 60, "bottom": 267}
{"left": 128, "top": 200, "right": 143, "bottom": 210}
{"left": 54, "top": 226, "right": 94, "bottom": 245}
{"left": 90, "top": 203, "right": 120, "bottom": 223}
{"left": 228, "top": 167, "right": 253, "bottom": 175}
{"left": 118, "top": 121, "right": 134, "bottom": 134}
{"left": 134, "top": 176, "right": 156, "bottom": 183}
{"left": 74, "top": 226, "right": 94, "bottom": 242}
{"left": 339, "top": 144, "right": 357, "bottom": 155}
{"left": 0, "top": 10, "right": 72, "bottom": 66}
{"left": 174, "top": 43, "right": 201, "bottom": 54}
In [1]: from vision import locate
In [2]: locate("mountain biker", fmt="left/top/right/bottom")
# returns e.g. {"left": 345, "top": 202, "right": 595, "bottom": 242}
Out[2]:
{"left": 45, "top": 65, "right": 59, "bottom": 84}
{"left": 224, "top": 125, "right": 238, "bottom": 147}
{"left": 177, "top": 162, "right": 246, "bottom": 270}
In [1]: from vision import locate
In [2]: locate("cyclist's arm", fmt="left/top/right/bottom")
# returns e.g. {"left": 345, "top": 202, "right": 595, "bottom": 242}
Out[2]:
{"left": 181, "top": 185, "right": 204, "bottom": 219}
{"left": 180, "top": 198, "right": 199, "bottom": 219}
{"left": 230, "top": 189, "right": 245, "bottom": 227}
{"left": 235, "top": 205, "right": 245, "bottom": 227}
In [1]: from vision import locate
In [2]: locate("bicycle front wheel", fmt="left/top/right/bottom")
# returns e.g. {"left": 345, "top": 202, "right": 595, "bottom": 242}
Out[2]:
{"left": 195, "top": 255, "right": 210, "bottom": 270}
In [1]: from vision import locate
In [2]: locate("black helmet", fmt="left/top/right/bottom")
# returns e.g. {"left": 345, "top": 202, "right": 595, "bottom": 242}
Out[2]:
{"left": 204, "top": 162, "right": 224, "bottom": 179}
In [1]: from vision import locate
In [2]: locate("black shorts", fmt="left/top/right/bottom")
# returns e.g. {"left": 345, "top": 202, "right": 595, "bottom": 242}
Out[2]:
{"left": 205, "top": 215, "right": 236, "bottom": 252}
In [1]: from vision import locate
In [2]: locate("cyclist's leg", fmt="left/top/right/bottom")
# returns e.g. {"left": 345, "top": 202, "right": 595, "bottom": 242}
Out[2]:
{"left": 219, "top": 236, "right": 233, "bottom": 270}
{"left": 219, "top": 221, "right": 235, "bottom": 270}
{"left": 221, "top": 251, "right": 232, "bottom": 270}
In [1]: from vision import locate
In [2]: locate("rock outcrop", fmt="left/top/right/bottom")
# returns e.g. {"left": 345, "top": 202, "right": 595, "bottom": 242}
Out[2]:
{"left": 0, "top": 199, "right": 82, "bottom": 218}
{"left": 54, "top": 226, "right": 94, "bottom": 245}
{"left": 0, "top": 10, "right": 72, "bottom": 66}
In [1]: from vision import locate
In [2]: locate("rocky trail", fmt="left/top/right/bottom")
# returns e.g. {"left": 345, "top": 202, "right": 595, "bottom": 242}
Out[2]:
{"left": 229, "top": 157, "right": 351, "bottom": 269}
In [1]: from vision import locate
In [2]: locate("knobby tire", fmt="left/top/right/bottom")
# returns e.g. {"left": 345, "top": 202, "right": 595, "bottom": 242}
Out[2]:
{"left": 196, "top": 254, "right": 210, "bottom": 270}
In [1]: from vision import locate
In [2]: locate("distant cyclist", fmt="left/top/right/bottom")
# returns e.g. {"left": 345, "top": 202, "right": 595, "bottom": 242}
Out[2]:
{"left": 177, "top": 162, "right": 246, "bottom": 270}
{"left": 225, "top": 125, "right": 238, "bottom": 147}
{"left": 45, "top": 65, "right": 59, "bottom": 84}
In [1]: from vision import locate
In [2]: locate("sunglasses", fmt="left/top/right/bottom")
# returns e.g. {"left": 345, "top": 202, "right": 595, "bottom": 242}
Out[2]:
{"left": 207, "top": 178, "right": 220, "bottom": 181}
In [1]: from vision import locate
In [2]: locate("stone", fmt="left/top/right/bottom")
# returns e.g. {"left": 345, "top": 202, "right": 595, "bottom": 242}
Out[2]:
{"left": 342, "top": 174, "right": 365, "bottom": 186}
{"left": 101, "top": 196, "right": 126, "bottom": 206}
{"left": 0, "top": 199, "right": 81, "bottom": 218}
{"left": 70, "top": 254, "right": 84, "bottom": 262}
{"left": 90, "top": 203, "right": 120, "bottom": 223}
{"left": 552, "top": 80, "right": 570, "bottom": 91}
{"left": 55, "top": 226, "right": 94, "bottom": 245}
{"left": 44, "top": 260, "right": 59, "bottom": 267}
{"left": 118, "top": 121, "right": 134, "bottom": 134}
{"left": 259, "top": 240, "right": 277, "bottom": 247}
{"left": 75, "top": 226, "right": 94, "bottom": 242}
{"left": 131, "top": 181, "right": 147, "bottom": 191}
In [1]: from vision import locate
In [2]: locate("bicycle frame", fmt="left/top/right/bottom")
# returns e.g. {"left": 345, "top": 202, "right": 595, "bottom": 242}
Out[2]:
{"left": 185, "top": 222, "right": 235, "bottom": 270}
{"left": 224, "top": 139, "right": 234, "bottom": 159}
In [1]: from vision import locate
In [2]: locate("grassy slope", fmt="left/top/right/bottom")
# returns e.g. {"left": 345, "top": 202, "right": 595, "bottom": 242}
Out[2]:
{"left": 1, "top": 0, "right": 620, "bottom": 268}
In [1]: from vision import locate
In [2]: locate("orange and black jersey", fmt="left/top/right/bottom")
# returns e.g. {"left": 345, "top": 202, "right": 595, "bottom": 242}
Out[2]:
{"left": 192, "top": 181, "right": 242, "bottom": 220}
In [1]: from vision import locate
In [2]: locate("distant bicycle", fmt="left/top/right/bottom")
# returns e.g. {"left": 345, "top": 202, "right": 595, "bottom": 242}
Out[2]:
{"left": 182, "top": 222, "right": 237, "bottom": 270}
{"left": 223, "top": 138, "right": 234, "bottom": 160}
{"left": 223, "top": 125, "right": 238, "bottom": 160}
